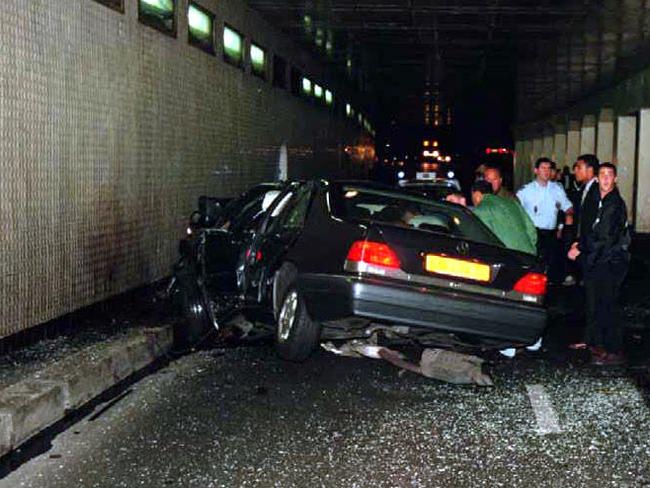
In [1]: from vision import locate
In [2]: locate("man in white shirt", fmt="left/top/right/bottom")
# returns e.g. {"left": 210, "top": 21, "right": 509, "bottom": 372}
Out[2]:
{"left": 517, "top": 157, "right": 574, "bottom": 284}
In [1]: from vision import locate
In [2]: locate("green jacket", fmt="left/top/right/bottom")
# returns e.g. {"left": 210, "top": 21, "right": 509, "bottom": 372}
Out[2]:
{"left": 473, "top": 194, "right": 538, "bottom": 255}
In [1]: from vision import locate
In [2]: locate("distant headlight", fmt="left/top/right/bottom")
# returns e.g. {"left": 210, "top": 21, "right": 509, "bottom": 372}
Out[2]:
{"left": 447, "top": 171, "right": 455, "bottom": 178}
{"left": 397, "top": 171, "right": 405, "bottom": 179}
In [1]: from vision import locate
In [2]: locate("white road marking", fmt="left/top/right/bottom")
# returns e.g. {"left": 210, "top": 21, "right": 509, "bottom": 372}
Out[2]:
{"left": 526, "top": 384, "right": 563, "bottom": 434}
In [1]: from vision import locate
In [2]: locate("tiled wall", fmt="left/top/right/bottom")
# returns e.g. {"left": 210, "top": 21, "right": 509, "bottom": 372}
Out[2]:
{"left": 0, "top": 0, "right": 362, "bottom": 338}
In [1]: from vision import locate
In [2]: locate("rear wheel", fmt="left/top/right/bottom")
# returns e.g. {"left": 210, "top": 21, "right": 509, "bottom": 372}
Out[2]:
{"left": 275, "top": 287, "right": 321, "bottom": 361}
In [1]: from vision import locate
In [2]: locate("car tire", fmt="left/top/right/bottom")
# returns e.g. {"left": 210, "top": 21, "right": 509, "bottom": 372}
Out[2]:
{"left": 173, "top": 266, "right": 212, "bottom": 348}
{"left": 275, "top": 287, "right": 321, "bottom": 362}
{"left": 273, "top": 262, "right": 297, "bottom": 320}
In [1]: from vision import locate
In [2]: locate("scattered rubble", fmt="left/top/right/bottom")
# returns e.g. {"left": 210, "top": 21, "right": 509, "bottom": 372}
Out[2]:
{"left": 321, "top": 340, "right": 493, "bottom": 386}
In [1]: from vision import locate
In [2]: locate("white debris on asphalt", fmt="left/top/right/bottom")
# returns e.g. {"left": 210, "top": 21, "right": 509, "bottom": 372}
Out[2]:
{"left": 526, "top": 384, "right": 563, "bottom": 434}
{"left": 322, "top": 341, "right": 493, "bottom": 386}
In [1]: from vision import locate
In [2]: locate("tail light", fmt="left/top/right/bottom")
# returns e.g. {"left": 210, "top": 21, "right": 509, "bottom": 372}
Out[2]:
{"left": 346, "top": 241, "right": 401, "bottom": 269}
{"left": 513, "top": 273, "right": 547, "bottom": 296}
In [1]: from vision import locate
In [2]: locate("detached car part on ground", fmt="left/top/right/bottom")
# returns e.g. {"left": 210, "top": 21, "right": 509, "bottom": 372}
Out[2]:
{"left": 173, "top": 180, "right": 548, "bottom": 361}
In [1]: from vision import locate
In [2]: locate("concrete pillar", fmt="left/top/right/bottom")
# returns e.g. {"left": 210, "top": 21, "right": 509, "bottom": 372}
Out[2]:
{"left": 636, "top": 109, "right": 650, "bottom": 232}
{"left": 514, "top": 140, "right": 526, "bottom": 190}
{"left": 566, "top": 119, "right": 581, "bottom": 166}
{"left": 597, "top": 108, "right": 615, "bottom": 162}
{"left": 542, "top": 132, "right": 554, "bottom": 158}
{"left": 523, "top": 139, "right": 534, "bottom": 184}
{"left": 580, "top": 114, "right": 597, "bottom": 154}
{"left": 615, "top": 115, "right": 637, "bottom": 222}
{"left": 531, "top": 136, "right": 543, "bottom": 181}
{"left": 532, "top": 137, "right": 543, "bottom": 161}
{"left": 552, "top": 123, "right": 567, "bottom": 168}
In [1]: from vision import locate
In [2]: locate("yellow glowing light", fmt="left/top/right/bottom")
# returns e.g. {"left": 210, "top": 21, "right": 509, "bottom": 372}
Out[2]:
{"left": 433, "top": 141, "right": 439, "bottom": 147}
{"left": 423, "top": 140, "right": 429, "bottom": 147}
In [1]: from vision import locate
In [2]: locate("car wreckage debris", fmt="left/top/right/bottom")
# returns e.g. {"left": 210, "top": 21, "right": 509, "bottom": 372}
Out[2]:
{"left": 321, "top": 341, "right": 493, "bottom": 386}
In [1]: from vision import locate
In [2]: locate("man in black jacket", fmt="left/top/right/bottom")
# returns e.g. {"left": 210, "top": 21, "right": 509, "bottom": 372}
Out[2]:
{"left": 563, "top": 155, "right": 599, "bottom": 287}
{"left": 575, "top": 154, "right": 600, "bottom": 238}
{"left": 568, "top": 163, "right": 631, "bottom": 365}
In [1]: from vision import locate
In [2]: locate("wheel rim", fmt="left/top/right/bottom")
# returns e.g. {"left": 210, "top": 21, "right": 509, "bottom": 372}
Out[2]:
{"left": 278, "top": 290, "right": 298, "bottom": 342}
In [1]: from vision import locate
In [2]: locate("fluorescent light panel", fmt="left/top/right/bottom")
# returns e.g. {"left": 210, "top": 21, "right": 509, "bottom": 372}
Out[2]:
{"left": 223, "top": 26, "right": 242, "bottom": 60}
{"left": 188, "top": 4, "right": 211, "bottom": 37}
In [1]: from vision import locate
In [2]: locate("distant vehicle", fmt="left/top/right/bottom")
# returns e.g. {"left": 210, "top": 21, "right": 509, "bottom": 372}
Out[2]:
{"left": 398, "top": 176, "right": 461, "bottom": 201}
{"left": 173, "top": 180, "right": 548, "bottom": 361}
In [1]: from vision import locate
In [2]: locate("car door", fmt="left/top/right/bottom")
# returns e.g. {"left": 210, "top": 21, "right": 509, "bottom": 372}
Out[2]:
{"left": 241, "top": 182, "right": 315, "bottom": 305}
{"left": 200, "top": 188, "right": 282, "bottom": 297}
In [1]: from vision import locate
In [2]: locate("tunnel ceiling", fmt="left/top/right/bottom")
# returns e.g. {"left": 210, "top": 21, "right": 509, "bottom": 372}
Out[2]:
{"left": 247, "top": 0, "right": 592, "bottom": 125}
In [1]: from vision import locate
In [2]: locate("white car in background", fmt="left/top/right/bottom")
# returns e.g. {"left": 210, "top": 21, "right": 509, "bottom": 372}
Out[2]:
{"left": 398, "top": 172, "right": 462, "bottom": 201}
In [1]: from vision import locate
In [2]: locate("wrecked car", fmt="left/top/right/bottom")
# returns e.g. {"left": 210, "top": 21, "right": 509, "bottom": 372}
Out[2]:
{"left": 171, "top": 181, "right": 289, "bottom": 345}
{"left": 174, "top": 180, "right": 548, "bottom": 361}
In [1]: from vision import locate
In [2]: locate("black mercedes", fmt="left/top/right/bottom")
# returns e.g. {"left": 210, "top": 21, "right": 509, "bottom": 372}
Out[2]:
{"left": 175, "top": 180, "right": 548, "bottom": 361}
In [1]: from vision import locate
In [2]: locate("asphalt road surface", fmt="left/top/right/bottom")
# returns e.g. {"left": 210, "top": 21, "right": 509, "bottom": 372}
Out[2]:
{"left": 1, "top": 316, "right": 649, "bottom": 488}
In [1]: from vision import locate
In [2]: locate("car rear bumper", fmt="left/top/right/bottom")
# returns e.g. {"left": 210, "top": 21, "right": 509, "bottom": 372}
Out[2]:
{"left": 297, "top": 274, "right": 547, "bottom": 347}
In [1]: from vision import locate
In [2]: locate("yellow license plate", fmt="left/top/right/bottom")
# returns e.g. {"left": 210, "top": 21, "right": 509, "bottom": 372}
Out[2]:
{"left": 425, "top": 255, "right": 491, "bottom": 282}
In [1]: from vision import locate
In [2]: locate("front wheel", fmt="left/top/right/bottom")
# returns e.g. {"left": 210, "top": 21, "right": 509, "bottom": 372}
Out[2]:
{"left": 275, "top": 288, "right": 321, "bottom": 362}
{"left": 172, "top": 267, "right": 212, "bottom": 348}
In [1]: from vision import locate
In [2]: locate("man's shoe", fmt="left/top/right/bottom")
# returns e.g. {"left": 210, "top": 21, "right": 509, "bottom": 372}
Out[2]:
{"left": 592, "top": 353, "right": 625, "bottom": 366}
{"left": 562, "top": 275, "right": 576, "bottom": 286}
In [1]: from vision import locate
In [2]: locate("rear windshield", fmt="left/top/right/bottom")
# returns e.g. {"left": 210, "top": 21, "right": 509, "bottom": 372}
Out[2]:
{"left": 331, "top": 184, "right": 503, "bottom": 247}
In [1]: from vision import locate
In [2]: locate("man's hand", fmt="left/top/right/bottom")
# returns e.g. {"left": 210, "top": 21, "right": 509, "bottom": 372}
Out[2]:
{"left": 564, "top": 210, "right": 574, "bottom": 226}
{"left": 567, "top": 241, "right": 580, "bottom": 261}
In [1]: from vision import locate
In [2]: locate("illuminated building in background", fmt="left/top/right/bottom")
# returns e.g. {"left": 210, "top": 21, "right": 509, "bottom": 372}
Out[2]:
{"left": 423, "top": 84, "right": 452, "bottom": 128}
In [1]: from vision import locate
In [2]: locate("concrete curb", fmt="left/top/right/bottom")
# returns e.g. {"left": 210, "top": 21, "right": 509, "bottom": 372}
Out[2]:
{"left": 0, "top": 326, "right": 173, "bottom": 458}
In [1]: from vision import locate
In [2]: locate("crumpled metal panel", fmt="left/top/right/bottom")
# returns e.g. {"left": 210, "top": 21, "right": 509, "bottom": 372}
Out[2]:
{"left": 0, "top": 0, "right": 359, "bottom": 338}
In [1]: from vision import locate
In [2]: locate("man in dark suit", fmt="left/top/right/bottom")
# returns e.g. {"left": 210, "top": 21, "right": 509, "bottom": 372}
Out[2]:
{"left": 561, "top": 155, "right": 599, "bottom": 286}
{"left": 574, "top": 154, "right": 600, "bottom": 238}
{"left": 568, "top": 163, "right": 630, "bottom": 365}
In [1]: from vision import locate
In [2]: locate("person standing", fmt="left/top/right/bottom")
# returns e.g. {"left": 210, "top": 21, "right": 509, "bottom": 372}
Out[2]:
{"left": 567, "top": 162, "right": 583, "bottom": 211}
{"left": 471, "top": 180, "right": 537, "bottom": 255}
{"left": 573, "top": 154, "right": 600, "bottom": 238}
{"left": 568, "top": 163, "right": 630, "bottom": 365}
{"left": 563, "top": 155, "right": 600, "bottom": 286}
{"left": 483, "top": 165, "right": 515, "bottom": 199}
{"left": 517, "top": 157, "right": 574, "bottom": 283}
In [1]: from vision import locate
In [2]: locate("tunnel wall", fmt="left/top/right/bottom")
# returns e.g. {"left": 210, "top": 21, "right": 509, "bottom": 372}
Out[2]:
{"left": 0, "top": 0, "right": 364, "bottom": 338}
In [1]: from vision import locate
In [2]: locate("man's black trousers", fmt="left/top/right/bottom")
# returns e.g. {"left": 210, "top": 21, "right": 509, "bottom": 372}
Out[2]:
{"left": 537, "top": 229, "right": 562, "bottom": 283}
{"left": 583, "top": 261, "right": 628, "bottom": 353}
